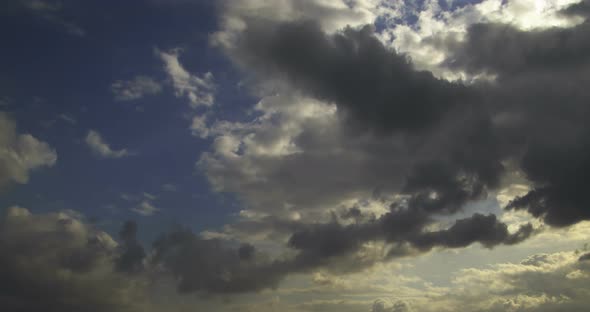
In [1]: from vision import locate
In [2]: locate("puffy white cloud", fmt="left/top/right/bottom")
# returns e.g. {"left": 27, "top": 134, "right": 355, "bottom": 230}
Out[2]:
{"left": 0, "top": 112, "right": 57, "bottom": 188}
{"left": 85, "top": 130, "right": 131, "bottom": 159}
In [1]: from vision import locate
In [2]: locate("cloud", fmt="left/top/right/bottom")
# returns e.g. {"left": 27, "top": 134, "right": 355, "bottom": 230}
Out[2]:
{"left": 115, "top": 221, "right": 146, "bottom": 273}
{"left": 229, "top": 20, "right": 472, "bottom": 133}
{"left": 120, "top": 193, "right": 159, "bottom": 216}
{"left": 176, "top": 2, "right": 590, "bottom": 297}
{"left": 157, "top": 48, "right": 215, "bottom": 108}
{"left": 285, "top": 210, "right": 534, "bottom": 273}
{"left": 448, "top": 21, "right": 590, "bottom": 76}
{"left": 151, "top": 228, "right": 288, "bottom": 294}
{"left": 0, "top": 112, "right": 57, "bottom": 188}
{"left": 85, "top": 130, "right": 132, "bottom": 159}
{"left": 563, "top": 0, "right": 590, "bottom": 16}
{"left": 131, "top": 201, "right": 159, "bottom": 216}
{"left": 190, "top": 115, "right": 210, "bottom": 138}
{"left": 111, "top": 75, "right": 163, "bottom": 101}
{"left": 441, "top": 3, "right": 590, "bottom": 227}
{"left": 213, "top": 0, "right": 379, "bottom": 47}
{"left": 6, "top": 1, "right": 590, "bottom": 309}
{"left": 58, "top": 113, "right": 77, "bottom": 124}
{"left": 202, "top": 1, "right": 508, "bottom": 227}
{"left": 372, "top": 299, "right": 413, "bottom": 312}
{"left": 205, "top": 0, "right": 590, "bottom": 234}
{"left": 423, "top": 249, "right": 590, "bottom": 312}
{"left": 0, "top": 207, "right": 150, "bottom": 312}
{"left": 18, "top": 0, "right": 86, "bottom": 36}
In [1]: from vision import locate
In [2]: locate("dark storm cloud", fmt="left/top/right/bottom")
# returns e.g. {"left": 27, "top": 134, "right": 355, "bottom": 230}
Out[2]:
{"left": 410, "top": 213, "right": 533, "bottom": 250}
{"left": 235, "top": 20, "right": 473, "bottom": 133}
{"left": 441, "top": 1, "right": 590, "bottom": 227}
{"left": 225, "top": 0, "right": 590, "bottom": 229}
{"left": 287, "top": 208, "right": 533, "bottom": 270}
{"left": 149, "top": 207, "right": 532, "bottom": 294}
{"left": 505, "top": 142, "right": 590, "bottom": 226}
{"left": 221, "top": 17, "right": 511, "bottom": 219}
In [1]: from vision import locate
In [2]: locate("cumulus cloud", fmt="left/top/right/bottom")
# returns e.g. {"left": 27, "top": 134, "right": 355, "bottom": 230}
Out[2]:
{"left": 85, "top": 130, "right": 131, "bottom": 159}
{"left": 0, "top": 112, "right": 57, "bottom": 188}
{"left": 111, "top": 75, "right": 162, "bottom": 101}
{"left": 204, "top": 0, "right": 590, "bottom": 231}
{"left": 170, "top": 2, "right": 590, "bottom": 299}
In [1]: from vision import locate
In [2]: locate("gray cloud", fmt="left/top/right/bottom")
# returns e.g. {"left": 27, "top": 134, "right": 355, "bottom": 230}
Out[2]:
{"left": 233, "top": 20, "right": 472, "bottom": 133}
{"left": 0, "top": 207, "right": 149, "bottom": 312}
{"left": 287, "top": 209, "right": 533, "bottom": 272}
{"left": 211, "top": 0, "right": 590, "bottom": 230}
{"left": 151, "top": 228, "right": 287, "bottom": 294}
{"left": 562, "top": 0, "right": 590, "bottom": 17}
{"left": 441, "top": 3, "right": 590, "bottom": 227}
{"left": 115, "top": 221, "right": 146, "bottom": 273}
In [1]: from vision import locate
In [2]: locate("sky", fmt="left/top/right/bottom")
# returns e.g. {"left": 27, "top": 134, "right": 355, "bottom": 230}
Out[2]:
{"left": 1, "top": 0, "right": 590, "bottom": 311}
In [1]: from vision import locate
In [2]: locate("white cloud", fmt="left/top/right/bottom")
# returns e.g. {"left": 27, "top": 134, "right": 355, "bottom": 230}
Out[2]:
{"left": 85, "top": 130, "right": 131, "bottom": 159}
{"left": 158, "top": 49, "right": 215, "bottom": 108}
{"left": 111, "top": 75, "right": 163, "bottom": 101}
{"left": 131, "top": 200, "right": 159, "bottom": 216}
{"left": 212, "top": 0, "right": 382, "bottom": 51}
{"left": 377, "top": 0, "right": 585, "bottom": 81}
{"left": 0, "top": 112, "right": 57, "bottom": 188}
{"left": 190, "top": 115, "right": 210, "bottom": 138}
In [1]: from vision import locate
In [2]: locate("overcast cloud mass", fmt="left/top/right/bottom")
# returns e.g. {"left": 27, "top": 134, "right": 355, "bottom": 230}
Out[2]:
{"left": 1, "top": 0, "right": 590, "bottom": 311}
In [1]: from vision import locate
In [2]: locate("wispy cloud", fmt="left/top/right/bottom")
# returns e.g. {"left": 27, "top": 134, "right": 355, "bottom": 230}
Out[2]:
{"left": 58, "top": 113, "right": 76, "bottom": 125}
{"left": 21, "top": 0, "right": 86, "bottom": 36}
{"left": 111, "top": 75, "right": 163, "bottom": 101}
{"left": 85, "top": 130, "right": 132, "bottom": 159}
{"left": 131, "top": 200, "right": 159, "bottom": 216}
